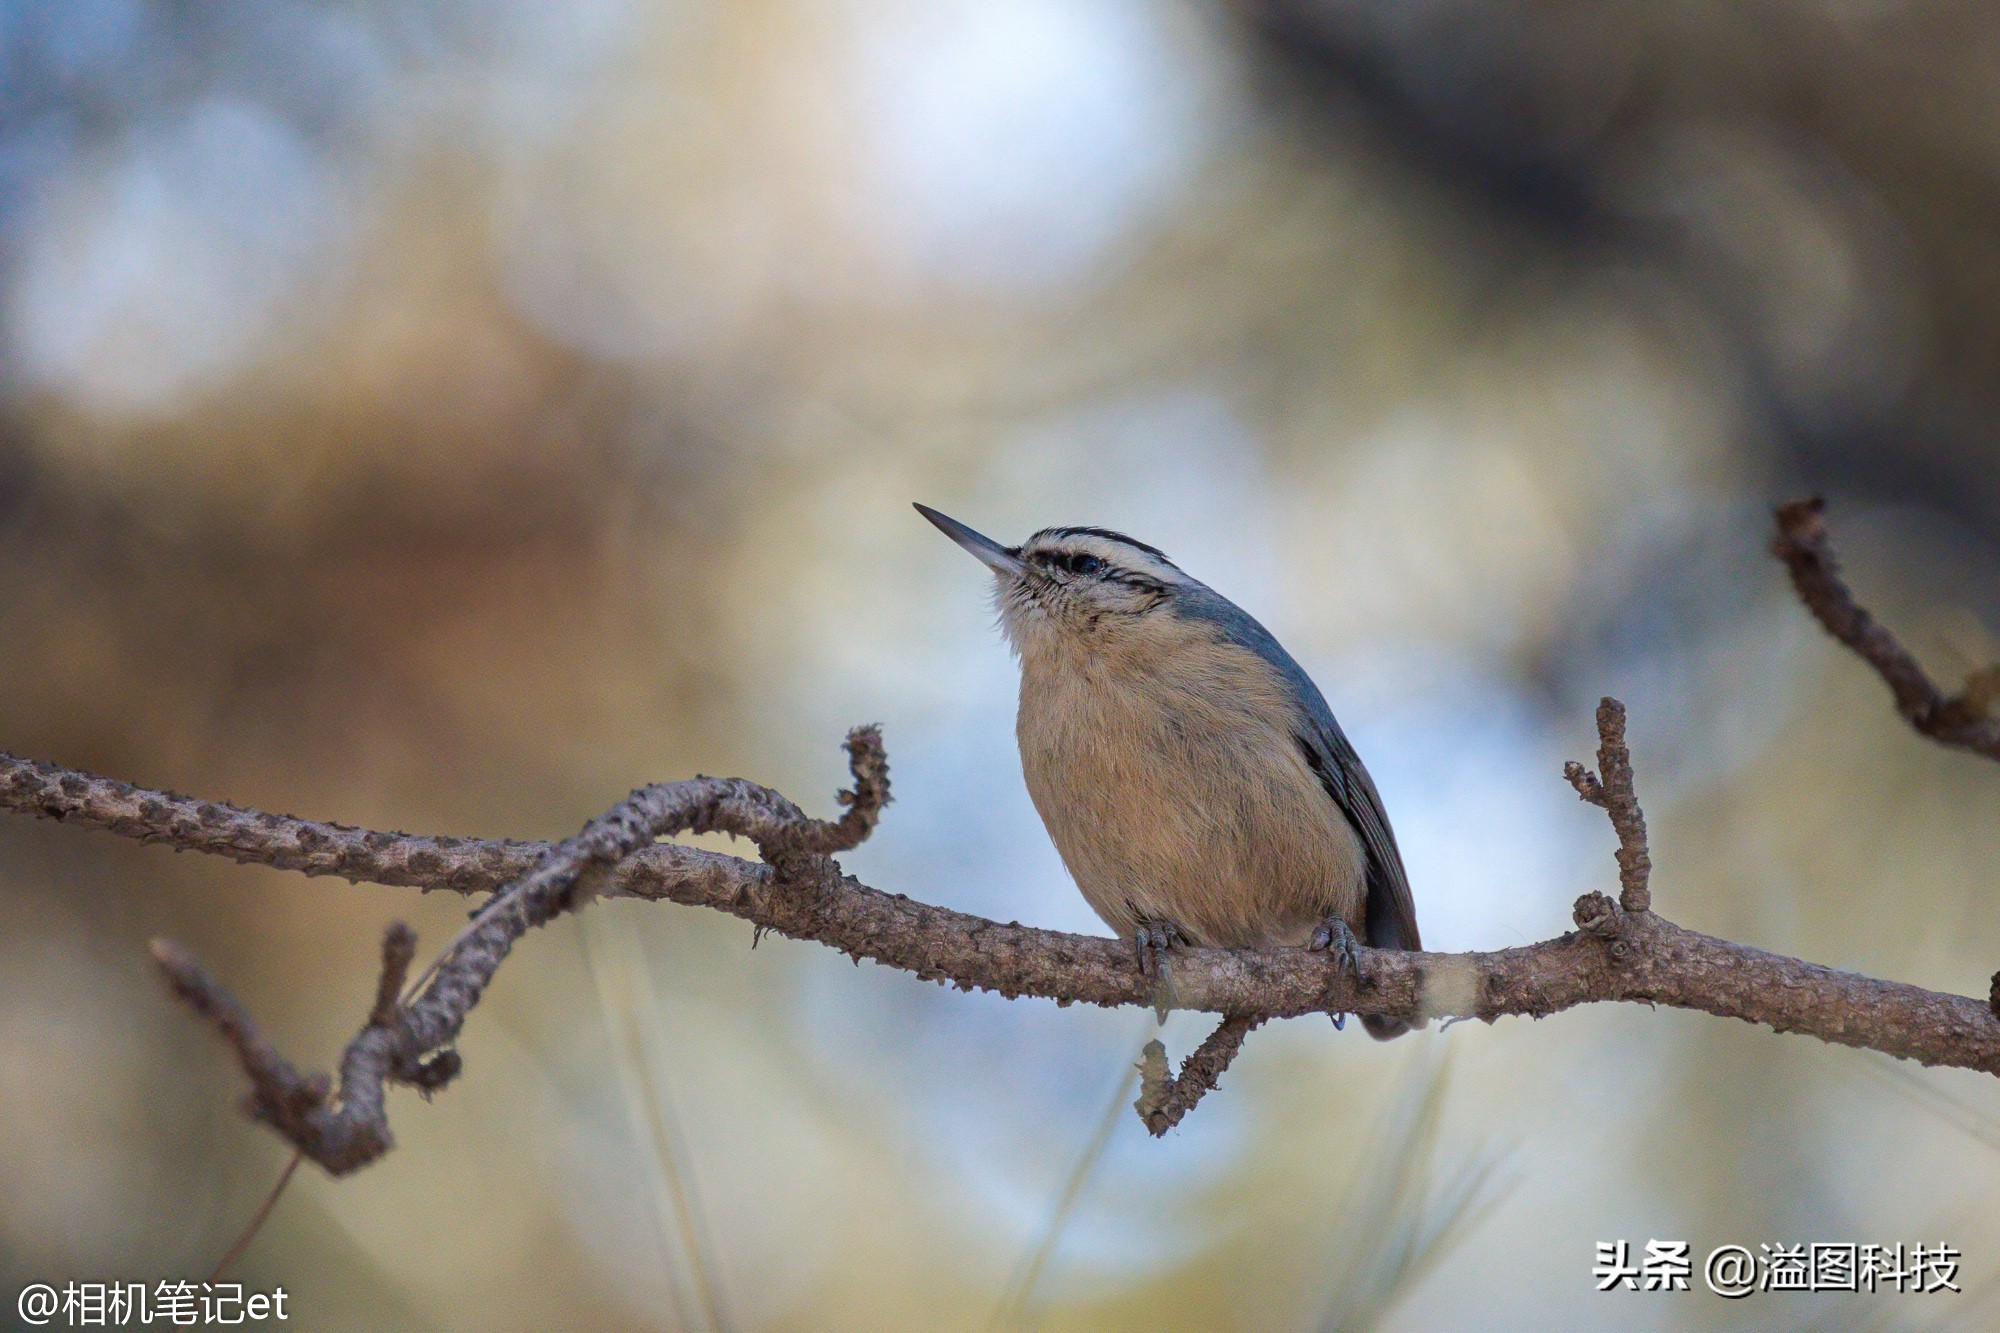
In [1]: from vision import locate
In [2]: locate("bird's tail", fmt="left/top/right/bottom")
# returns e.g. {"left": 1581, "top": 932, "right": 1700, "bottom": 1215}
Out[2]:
{"left": 1360, "top": 1013, "right": 1424, "bottom": 1041}
{"left": 1360, "top": 888, "right": 1425, "bottom": 1041}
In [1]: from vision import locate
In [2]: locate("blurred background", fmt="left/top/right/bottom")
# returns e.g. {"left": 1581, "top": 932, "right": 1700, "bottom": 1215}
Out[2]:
{"left": 4, "top": 0, "right": 2000, "bottom": 1327}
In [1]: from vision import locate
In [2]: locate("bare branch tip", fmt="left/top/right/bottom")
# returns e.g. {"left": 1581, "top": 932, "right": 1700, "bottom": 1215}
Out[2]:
{"left": 1572, "top": 891, "right": 1621, "bottom": 939}
{"left": 381, "top": 921, "right": 417, "bottom": 964}
{"left": 1563, "top": 760, "right": 1607, "bottom": 807}
{"left": 1962, "top": 665, "right": 2000, "bottom": 718}
{"left": 776, "top": 724, "right": 893, "bottom": 854}
{"left": 1772, "top": 494, "right": 1829, "bottom": 550}
{"left": 1132, "top": 1014, "right": 1263, "bottom": 1137}
{"left": 843, "top": 724, "right": 890, "bottom": 795}
{"left": 148, "top": 937, "right": 239, "bottom": 1017}
{"left": 371, "top": 924, "right": 418, "bottom": 1027}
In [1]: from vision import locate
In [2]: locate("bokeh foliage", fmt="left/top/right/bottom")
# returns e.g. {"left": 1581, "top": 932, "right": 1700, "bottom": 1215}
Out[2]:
{"left": 4, "top": 0, "right": 2000, "bottom": 1327}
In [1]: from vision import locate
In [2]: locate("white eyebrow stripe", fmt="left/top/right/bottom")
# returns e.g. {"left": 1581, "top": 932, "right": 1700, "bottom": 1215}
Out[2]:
{"left": 1031, "top": 525, "right": 1177, "bottom": 565}
{"left": 1021, "top": 531, "right": 1183, "bottom": 585}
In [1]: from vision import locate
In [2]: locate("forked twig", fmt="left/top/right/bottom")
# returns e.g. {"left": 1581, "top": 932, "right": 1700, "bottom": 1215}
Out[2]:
{"left": 1564, "top": 697, "right": 1652, "bottom": 918}
{"left": 1134, "top": 1014, "right": 1267, "bottom": 1136}
{"left": 150, "top": 727, "right": 889, "bottom": 1175}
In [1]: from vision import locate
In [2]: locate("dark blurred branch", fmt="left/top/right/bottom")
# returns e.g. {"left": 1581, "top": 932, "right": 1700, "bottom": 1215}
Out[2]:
{"left": 1773, "top": 496, "right": 2000, "bottom": 763}
{"left": 5, "top": 500, "right": 2000, "bottom": 1151}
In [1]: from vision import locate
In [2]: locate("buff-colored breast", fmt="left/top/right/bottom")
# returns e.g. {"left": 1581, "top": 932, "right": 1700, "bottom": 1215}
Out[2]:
{"left": 1015, "top": 618, "right": 1365, "bottom": 948}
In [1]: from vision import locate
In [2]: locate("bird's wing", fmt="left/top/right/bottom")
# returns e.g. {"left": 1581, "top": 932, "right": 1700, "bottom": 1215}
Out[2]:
{"left": 1168, "top": 579, "right": 1420, "bottom": 952}
{"left": 1296, "top": 709, "right": 1421, "bottom": 953}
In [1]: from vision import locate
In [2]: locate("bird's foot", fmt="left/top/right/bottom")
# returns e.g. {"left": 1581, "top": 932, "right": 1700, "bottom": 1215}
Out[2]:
{"left": 1134, "top": 918, "right": 1187, "bottom": 1024}
{"left": 1309, "top": 915, "right": 1362, "bottom": 1030}
{"left": 1309, "top": 914, "right": 1362, "bottom": 970}
{"left": 1134, "top": 919, "right": 1187, "bottom": 978}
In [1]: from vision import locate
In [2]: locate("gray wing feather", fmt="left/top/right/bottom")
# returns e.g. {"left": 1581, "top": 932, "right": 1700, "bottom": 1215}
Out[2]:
{"left": 1294, "top": 704, "right": 1421, "bottom": 953}
{"left": 1173, "top": 585, "right": 1421, "bottom": 953}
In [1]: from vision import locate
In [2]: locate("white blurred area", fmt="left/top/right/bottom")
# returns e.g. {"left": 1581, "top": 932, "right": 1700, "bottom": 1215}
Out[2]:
{"left": 5, "top": 1, "right": 2000, "bottom": 1330}
{"left": 6, "top": 0, "right": 1229, "bottom": 407}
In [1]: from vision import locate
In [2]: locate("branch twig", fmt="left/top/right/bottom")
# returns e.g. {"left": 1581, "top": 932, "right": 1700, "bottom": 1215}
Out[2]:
{"left": 143, "top": 727, "right": 889, "bottom": 1174}
{"left": 1772, "top": 497, "right": 2000, "bottom": 762}
{"left": 1134, "top": 1014, "right": 1266, "bottom": 1136}
{"left": 1564, "top": 697, "right": 1652, "bottom": 917}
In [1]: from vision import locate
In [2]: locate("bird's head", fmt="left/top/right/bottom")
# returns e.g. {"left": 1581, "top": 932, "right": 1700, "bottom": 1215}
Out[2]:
{"left": 915, "top": 504, "right": 1189, "bottom": 658}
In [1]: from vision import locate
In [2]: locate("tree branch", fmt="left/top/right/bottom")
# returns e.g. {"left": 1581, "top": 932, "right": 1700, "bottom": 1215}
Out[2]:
{"left": 1772, "top": 496, "right": 2000, "bottom": 762}
{"left": 3, "top": 498, "right": 1998, "bottom": 1157}
{"left": 6, "top": 712, "right": 1999, "bottom": 1117}
{"left": 1135, "top": 1015, "right": 1266, "bottom": 1137}
{"left": 123, "top": 728, "right": 891, "bottom": 1174}
{"left": 1564, "top": 697, "right": 1652, "bottom": 917}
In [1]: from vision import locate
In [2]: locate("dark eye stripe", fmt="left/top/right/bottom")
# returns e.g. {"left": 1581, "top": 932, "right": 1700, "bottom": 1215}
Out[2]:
{"left": 1035, "top": 550, "right": 1106, "bottom": 576}
{"left": 1027, "top": 547, "right": 1167, "bottom": 594}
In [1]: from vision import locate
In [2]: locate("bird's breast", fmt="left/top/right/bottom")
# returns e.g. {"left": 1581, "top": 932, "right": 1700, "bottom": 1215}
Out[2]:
{"left": 1015, "top": 634, "right": 1365, "bottom": 947}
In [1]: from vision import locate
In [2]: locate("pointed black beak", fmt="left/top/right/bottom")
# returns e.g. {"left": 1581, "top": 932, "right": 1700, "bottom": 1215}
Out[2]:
{"left": 914, "top": 503, "right": 1025, "bottom": 577}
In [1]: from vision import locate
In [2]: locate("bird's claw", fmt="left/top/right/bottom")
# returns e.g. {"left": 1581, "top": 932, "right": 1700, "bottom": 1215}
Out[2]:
{"left": 1310, "top": 915, "right": 1362, "bottom": 1030}
{"left": 1309, "top": 915, "right": 1362, "bottom": 972}
{"left": 1134, "top": 919, "right": 1187, "bottom": 979}
{"left": 1134, "top": 919, "right": 1187, "bottom": 1023}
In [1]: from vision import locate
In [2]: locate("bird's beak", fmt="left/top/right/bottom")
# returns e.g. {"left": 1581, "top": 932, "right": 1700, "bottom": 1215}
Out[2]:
{"left": 914, "top": 503, "right": 1024, "bottom": 577}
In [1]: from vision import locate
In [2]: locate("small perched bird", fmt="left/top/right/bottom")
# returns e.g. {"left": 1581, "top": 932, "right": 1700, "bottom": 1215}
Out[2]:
{"left": 916, "top": 504, "right": 1421, "bottom": 1038}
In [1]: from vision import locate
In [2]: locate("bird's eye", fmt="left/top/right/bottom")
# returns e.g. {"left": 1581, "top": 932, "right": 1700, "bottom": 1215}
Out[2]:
{"left": 1069, "top": 554, "right": 1103, "bottom": 576}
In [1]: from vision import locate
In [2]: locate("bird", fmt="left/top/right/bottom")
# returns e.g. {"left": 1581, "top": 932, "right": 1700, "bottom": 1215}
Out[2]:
{"left": 915, "top": 503, "right": 1421, "bottom": 1039}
